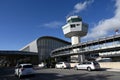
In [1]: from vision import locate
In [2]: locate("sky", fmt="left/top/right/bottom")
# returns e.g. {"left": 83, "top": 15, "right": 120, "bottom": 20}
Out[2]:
{"left": 0, "top": 0, "right": 120, "bottom": 50}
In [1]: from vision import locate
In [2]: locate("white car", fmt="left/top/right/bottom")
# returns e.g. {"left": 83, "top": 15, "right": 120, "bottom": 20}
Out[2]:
{"left": 38, "top": 62, "right": 46, "bottom": 68}
{"left": 15, "top": 63, "right": 35, "bottom": 78}
{"left": 55, "top": 62, "right": 70, "bottom": 69}
{"left": 74, "top": 61, "right": 100, "bottom": 71}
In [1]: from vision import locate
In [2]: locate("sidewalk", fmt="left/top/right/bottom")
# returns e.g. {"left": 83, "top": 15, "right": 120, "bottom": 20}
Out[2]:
{"left": 106, "top": 68, "right": 120, "bottom": 72}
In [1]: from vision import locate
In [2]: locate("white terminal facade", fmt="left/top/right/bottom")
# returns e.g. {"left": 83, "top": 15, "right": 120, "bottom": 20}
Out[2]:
{"left": 62, "top": 16, "right": 88, "bottom": 62}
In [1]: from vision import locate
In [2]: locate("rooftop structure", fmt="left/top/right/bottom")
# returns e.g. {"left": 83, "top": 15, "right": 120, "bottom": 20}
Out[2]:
{"left": 62, "top": 16, "right": 88, "bottom": 39}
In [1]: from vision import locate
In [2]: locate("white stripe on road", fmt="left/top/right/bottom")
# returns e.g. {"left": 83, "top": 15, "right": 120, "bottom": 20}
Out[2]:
{"left": 56, "top": 74, "right": 64, "bottom": 77}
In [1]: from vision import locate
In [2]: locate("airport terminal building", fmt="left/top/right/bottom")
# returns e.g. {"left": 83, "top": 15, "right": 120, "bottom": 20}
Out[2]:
{"left": 0, "top": 36, "right": 71, "bottom": 67}
{"left": 20, "top": 36, "right": 71, "bottom": 62}
{"left": 1, "top": 16, "right": 120, "bottom": 67}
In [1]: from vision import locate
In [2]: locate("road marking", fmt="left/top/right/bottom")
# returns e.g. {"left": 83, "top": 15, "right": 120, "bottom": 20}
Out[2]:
{"left": 56, "top": 74, "right": 64, "bottom": 77}
{"left": 20, "top": 79, "right": 30, "bottom": 80}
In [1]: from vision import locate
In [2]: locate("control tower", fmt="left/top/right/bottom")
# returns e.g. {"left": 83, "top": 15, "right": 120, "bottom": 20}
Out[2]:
{"left": 62, "top": 15, "right": 88, "bottom": 62}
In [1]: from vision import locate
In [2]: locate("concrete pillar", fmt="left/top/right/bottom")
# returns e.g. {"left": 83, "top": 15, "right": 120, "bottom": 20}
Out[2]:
{"left": 71, "top": 36, "right": 85, "bottom": 62}
{"left": 71, "top": 36, "right": 80, "bottom": 45}
{"left": 71, "top": 36, "right": 80, "bottom": 53}
{"left": 78, "top": 55, "right": 85, "bottom": 63}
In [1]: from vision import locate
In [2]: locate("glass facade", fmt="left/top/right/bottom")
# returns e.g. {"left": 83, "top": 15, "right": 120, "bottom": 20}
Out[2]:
{"left": 37, "top": 36, "right": 70, "bottom": 62}
{"left": 67, "top": 18, "right": 82, "bottom": 23}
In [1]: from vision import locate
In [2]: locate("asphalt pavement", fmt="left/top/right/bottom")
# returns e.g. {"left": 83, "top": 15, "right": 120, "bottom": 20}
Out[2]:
{"left": 0, "top": 67, "right": 120, "bottom": 80}
{"left": 106, "top": 68, "right": 120, "bottom": 72}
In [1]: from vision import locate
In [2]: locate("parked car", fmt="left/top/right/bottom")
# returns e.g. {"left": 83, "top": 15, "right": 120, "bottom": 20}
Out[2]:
{"left": 38, "top": 62, "right": 46, "bottom": 68}
{"left": 55, "top": 62, "right": 70, "bottom": 69}
{"left": 15, "top": 63, "right": 35, "bottom": 78}
{"left": 74, "top": 61, "right": 100, "bottom": 71}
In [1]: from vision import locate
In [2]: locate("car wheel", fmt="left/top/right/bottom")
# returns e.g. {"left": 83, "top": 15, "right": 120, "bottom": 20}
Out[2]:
{"left": 14, "top": 72, "right": 17, "bottom": 77}
{"left": 74, "top": 66, "right": 78, "bottom": 70}
{"left": 55, "top": 66, "right": 57, "bottom": 69}
{"left": 14, "top": 74, "right": 17, "bottom": 77}
{"left": 18, "top": 74, "right": 20, "bottom": 78}
{"left": 87, "top": 67, "right": 91, "bottom": 71}
{"left": 18, "top": 72, "right": 22, "bottom": 78}
{"left": 62, "top": 66, "right": 64, "bottom": 69}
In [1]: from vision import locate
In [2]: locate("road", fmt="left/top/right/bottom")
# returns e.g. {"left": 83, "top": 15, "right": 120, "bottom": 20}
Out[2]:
{"left": 0, "top": 68, "right": 120, "bottom": 80}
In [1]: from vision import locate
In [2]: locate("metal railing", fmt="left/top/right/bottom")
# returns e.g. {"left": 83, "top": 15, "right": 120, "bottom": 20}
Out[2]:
{"left": 51, "top": 34, "right": 120, "bottom": 57}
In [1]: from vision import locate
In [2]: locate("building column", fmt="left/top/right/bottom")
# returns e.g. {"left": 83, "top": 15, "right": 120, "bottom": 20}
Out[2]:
{"left": 71, "top": 36, "right": 85, "bottom": 62}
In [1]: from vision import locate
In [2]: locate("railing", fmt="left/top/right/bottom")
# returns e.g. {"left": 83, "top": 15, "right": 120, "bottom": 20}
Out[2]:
{"left": 51, "top": 34, "right": 120, "bottom": 57}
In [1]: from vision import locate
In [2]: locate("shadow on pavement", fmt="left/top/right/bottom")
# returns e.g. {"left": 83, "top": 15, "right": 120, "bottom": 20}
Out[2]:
{"left": 0, "top": 71, "right": 111, "bottom": 80}
{"left": 0, "top": 67, "right": 14, "bottom": 76}
{"left": 34, "top": 72, "right": 111, "bottom": 80}
{"left": 0, "top": 68, "right": 114, "bottom": 80}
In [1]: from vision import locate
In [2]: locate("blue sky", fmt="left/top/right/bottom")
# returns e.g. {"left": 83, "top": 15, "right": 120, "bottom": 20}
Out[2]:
{"left": 0, "top": 0, "right": 119, "bottom": 50}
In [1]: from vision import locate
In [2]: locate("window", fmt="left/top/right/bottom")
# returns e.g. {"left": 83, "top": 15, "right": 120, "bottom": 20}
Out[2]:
{"left": 58, "top": 62, "right": 63, "bottom": 64}
{"left": 93, "top": 62, "right": 99, "bottom": 65}
{"left": 68, "top": 18, "right": 82, "bottom": 23}
{"left": 70, "top": 24, "right": 75, "bottom": 28}
{"left": 86, "top": 62, "right": 91, "bottom": 64}
{"left": 82, "top": 62, "right": 86, "bottom": 64}
{"left": 76, "top": 24, "right": 80, "bottom": 26}
{"left": 23, "top": 65, "right": 33, "bottom": 68}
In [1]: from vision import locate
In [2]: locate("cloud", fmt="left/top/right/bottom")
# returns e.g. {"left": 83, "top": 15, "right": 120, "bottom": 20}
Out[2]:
{"left": 67, "top": 0, "right": 94, "bottom": 16}
{"left": 42, "top": 21, "right": 64, "bottom": 28}
{"left": 84, "top": 0, "right": 120, "bottom": 40}
{"left": 74, "top": 0, "right": 94, "bottom": 13}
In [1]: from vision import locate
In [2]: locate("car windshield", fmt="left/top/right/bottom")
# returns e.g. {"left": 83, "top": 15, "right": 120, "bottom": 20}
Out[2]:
{"left": 23, "top": 65, "right": 33, "bottom": 68}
